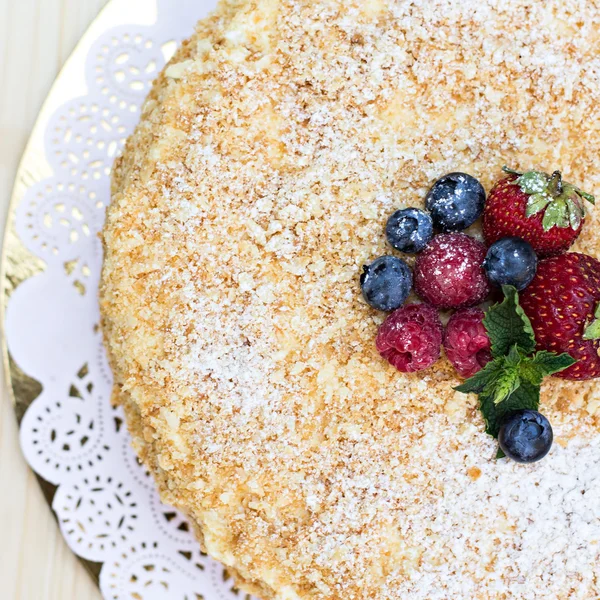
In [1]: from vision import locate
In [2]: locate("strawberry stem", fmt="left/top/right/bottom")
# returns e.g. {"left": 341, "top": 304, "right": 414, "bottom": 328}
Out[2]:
{"left": 502, "top": 166, "right": 522, "bottom": 177}
{"left": 548, "top": 171, "right": 563, "bottom": 197}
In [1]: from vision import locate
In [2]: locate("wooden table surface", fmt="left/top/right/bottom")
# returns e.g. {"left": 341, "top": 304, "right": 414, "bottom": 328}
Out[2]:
{"left": 0, "top": 1, "right": 108, "bottom": 598}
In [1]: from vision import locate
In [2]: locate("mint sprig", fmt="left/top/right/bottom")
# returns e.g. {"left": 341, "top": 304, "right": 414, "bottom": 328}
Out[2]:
{"left": 455, "top": 286, "right": 575, "bottom": 445}
{"left": 483, "top": 286, "right": 536, "bottom": 357}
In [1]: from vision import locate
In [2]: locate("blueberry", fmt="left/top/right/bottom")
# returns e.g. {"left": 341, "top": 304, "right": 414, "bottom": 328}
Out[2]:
{"left": 483, "top": 237, "right": 538, "bottom": 291}
{"left": 499, "top": 410, "right": 553, "bottom": 463}
{"left": 386, "top": 208, "right": 433, "bottom": 254}
{"left": 360, "top": 256, "right": 413, "bottom": 312}
{"left": 425, "top": 172, "right": 486, "bottom": 231}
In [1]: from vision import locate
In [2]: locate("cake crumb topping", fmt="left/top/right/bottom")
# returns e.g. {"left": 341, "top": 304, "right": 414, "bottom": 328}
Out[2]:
{"left": 101, "top": 0, "right": 600, "bottom": 598}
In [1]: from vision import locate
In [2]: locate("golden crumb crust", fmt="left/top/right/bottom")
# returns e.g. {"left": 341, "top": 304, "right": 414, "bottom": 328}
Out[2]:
{"left": 101, "top": 1, "right": 600, "bottom": 598}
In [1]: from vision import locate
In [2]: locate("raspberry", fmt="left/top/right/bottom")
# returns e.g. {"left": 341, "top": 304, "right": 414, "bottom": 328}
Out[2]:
{"left": 376, "top": 303, "right": 443, "bottom": 373}
{"left": 443, "top": 308, "right": 492, "bottom": 378}
{"left": 414, "top": 233, "right": 490, "bottom": 309}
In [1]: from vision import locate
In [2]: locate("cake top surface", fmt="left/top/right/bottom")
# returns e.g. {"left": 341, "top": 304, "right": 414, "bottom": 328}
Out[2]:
{"left": 101, "top": 0, "right": 600, "bottom": 598}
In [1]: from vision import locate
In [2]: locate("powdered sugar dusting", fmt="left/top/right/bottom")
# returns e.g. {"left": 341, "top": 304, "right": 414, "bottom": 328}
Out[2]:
{"left": 101, "top": 0, "right": 600, "bottom": 598}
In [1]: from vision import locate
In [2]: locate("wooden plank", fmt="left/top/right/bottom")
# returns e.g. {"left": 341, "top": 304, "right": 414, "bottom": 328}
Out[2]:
{"left": 0, "top": 1, "right": 108, "bottom": 598}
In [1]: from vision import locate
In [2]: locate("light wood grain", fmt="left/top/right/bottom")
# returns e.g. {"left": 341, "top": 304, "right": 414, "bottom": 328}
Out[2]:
{"left": 0, "top": 1, "right": 108, "bottom": 598}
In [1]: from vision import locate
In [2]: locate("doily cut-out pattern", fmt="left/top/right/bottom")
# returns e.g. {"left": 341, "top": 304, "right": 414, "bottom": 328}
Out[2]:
{"left": 6, "top": 1, "right": 257, "bottom": 598}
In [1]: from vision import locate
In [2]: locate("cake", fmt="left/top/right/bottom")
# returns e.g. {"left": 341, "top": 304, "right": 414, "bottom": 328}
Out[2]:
{"left": 100, "top": 1, "right": 600, "bottom": 598}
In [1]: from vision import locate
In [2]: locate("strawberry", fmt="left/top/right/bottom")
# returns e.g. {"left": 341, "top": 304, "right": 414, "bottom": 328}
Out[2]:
{"left": 482, "top": 167, "right": 595, "bottom": 257}
{"left": 520, "top": 252, "right": 600, "bottom": 380}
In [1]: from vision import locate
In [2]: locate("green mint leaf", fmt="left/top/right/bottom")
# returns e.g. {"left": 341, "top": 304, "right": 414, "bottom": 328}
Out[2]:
{"left": 526, "top": 192, "right": 552, "bottom": 217}
{"left": 527, "top": 351, "right": 576, "bottom": 381}
{"left": 454, "top": 360, "right": 504, "bottom": 395}
{"left": 496, "top": 380, "right": 540, "bottom": 422}
{"left": 492, "top": 364, "right": 521, "bottom": 405}
{"left": 479, "top": 393, "right": 502, "bottom": 437}
{"left": 491, "top": 346, "right": 523, "bottom": 405}
{"left": 480, "top": 380, "right": 541, "bottom": 438}
{"left": 519, "top": 361, "right": 546, "bottom": 386}
{"left": 583, "top": 303, "right": 600, "bottom": 341}
{"left": 483, "top": 286, "right": 536, "bottom": 358}
{"left": 455, "top": 285, "right": 577, "bottom": 452}
{"left": 496, "top": 448, "right": 507, "bottom": 459}
{"left": 465, "top": 349, "right": 573, "bottom": 439}
{"left": 516, "top": 170, "right": 549, "bottom": 194}
{"left": 506, "top": 344, "right": 523, "bottom": 367}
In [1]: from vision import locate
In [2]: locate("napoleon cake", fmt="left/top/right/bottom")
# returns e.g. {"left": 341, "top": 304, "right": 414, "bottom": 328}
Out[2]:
{"left": 100, "top": 0, "right": 600, "bottom": 598}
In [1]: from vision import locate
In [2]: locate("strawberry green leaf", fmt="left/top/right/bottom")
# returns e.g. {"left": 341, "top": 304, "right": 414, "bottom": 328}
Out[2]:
{"left": 542, "top": 197, "right": 569, "bottom": 231}
{"left": 526, "top": 192, "right": 552, "bottom": 217}
{"left": 583, "top": 322, "right": 600, "bottom": 340}
{"left": 583, "top": 303, "right": 600, "bottom": 340}
{"left": 516, "top": 170, "right": 549, "bottom": 194}
{"left": 506, "top": 168, "right": 594, "bottom": 231}
{"left": 565, "top": 196, "right": 583, "bottom": 230}
{"left": 483, "top": 286, "right": 536, "bottom": 358}
{"left": 570, "top": 185, "right": 595, "bottom": 205}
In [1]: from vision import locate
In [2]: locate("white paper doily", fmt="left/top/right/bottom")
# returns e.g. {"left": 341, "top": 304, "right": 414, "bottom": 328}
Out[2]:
{"left": 4, "top": 1, "right": 256, "bottom": 598}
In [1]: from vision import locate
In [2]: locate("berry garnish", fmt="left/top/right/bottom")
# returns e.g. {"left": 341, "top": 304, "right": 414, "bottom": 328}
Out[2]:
{"left": 386, "top": 208, "right": 433, "bottom": 254}
{"left": 414, "top": 233, "right": 490, "bottom": 309}
{"left": 360, "top": 256, "right": 412, "bottom": 312}
{"left": 483, "top": 167, "right": 595, "bottom": 257}
{"left": 483, "top": 237, "right": 538, "bottom": 291}
{"left": 425, "top": 172, "right": 486, "bottom": 232}
{"left": 444, "top": 308, "right": 492, "bottom": 378}
{"left": 498, "top": 410, "right": 553, "bottom": 464}
{"left": 520, "top": 252, "right": 600, "bottom": 380}
{"left": 455, "top": 286, "right": 574, "bottom": 461}
{"left": 376, "top": 303, "right": 443, "bottom": 373}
